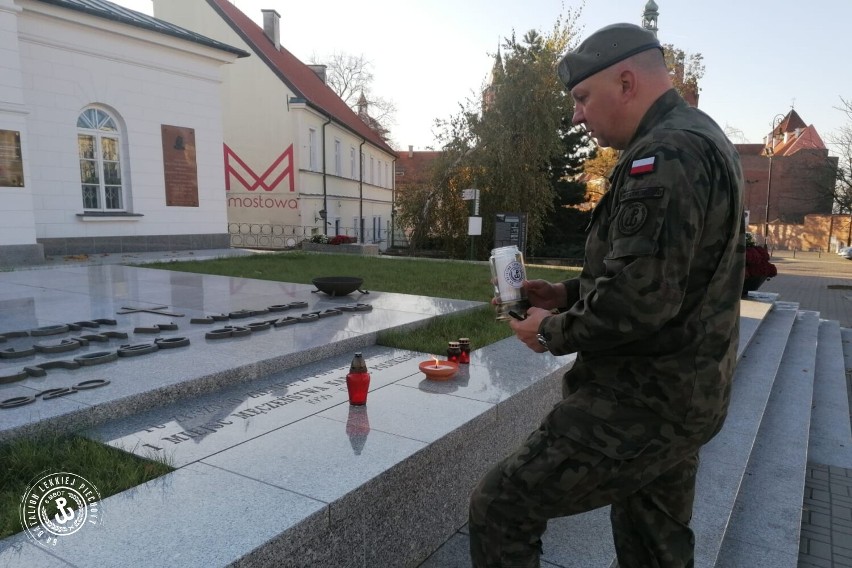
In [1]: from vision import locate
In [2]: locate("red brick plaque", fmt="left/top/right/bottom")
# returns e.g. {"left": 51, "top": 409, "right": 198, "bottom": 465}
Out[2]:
{"left": 161, "top": 125, "right": 198, "bottom": 207}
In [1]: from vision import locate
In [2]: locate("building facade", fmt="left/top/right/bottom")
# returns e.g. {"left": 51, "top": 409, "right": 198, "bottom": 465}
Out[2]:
{"left": 739, "top": 110, "right": 837, "bottom": 243}
{"left": 0, "top": 0, "right": 247, "bottom": 265}
{"left": 152, "top": 1, "right": 397, "bottom": 250}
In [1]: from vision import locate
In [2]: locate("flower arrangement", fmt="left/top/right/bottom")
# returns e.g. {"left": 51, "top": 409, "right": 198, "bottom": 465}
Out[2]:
{"left": 744, "top": 232, "right": 777, "bottom": 279}
{"left": 328, "top": 235, "right": 357, "bottom": 245}
{"left": 308, "top": 234, "right": 357, "bottom": 245}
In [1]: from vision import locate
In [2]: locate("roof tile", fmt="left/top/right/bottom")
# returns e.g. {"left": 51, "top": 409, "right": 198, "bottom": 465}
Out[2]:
{"left": 207, "top": 0, "right": 395, "bottom": 156}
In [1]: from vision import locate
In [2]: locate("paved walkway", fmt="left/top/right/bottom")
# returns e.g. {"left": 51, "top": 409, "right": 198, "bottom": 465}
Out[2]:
{"left": 761, "top": 250, "right": 852, "bottom": 328}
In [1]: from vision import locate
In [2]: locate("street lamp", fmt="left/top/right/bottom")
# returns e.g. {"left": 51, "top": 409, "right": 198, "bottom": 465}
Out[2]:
{"left": 763, "top": 145, "right": 773, "bottom": 245}
{"left": 763, "top": 114, "right": 785, "bottom": 246}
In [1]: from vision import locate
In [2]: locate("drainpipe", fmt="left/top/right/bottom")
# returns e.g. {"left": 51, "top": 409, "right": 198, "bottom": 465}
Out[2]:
{"left": 391, "top": 157, "right": 396, "bottom": 248}
{"left": 321, "top": 116, "right": 332, "bottom": 235}
{"left": 359, "top": 139, "right": 365, "bottom": 243}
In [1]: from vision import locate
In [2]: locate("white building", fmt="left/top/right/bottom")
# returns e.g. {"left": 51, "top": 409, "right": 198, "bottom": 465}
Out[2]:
{"left": 0, "top": 0, "right": 248, "bottom": 265}
{"left": 152, "top": 0, "right": 398, "bottom": 250}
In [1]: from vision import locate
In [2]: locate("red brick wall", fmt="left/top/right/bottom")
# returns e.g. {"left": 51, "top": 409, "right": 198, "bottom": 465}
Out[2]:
{"left": 741, "top": 149, "right": 834, "bottom": 227}
{"left": 748, "top": 214, "right": 852, "bottom": 252}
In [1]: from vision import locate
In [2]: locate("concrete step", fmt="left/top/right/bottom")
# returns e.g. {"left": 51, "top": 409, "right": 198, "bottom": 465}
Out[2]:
{"left": 714, "top": 309, "right": 818, "bottom": 567}
{"left": 420, "top": 301, "right": 794, "bottom": 568}
{"left": 692, "top": 303, "right": 799, "bottom": 568}
{"left": 810, "top": 321, "right": 852, "bottom": 467}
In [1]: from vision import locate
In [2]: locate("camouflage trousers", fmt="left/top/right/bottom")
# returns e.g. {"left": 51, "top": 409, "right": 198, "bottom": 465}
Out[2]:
{"left": 469, "top": 385, "right": 718, "bottom": 568}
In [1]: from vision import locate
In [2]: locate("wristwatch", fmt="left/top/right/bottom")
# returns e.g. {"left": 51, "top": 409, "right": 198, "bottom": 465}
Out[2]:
{"left": 536, "top": 333, "right": 549, "bottom": 350}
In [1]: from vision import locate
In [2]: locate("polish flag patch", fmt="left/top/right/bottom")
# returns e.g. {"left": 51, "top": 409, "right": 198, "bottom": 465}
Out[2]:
{"left": 630, "top": 156, "right": 656, "bottom": 176}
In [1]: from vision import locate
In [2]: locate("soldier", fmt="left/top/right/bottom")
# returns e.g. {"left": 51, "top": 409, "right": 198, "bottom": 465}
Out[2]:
{"left": 469, "top": 23, "right": 745, "bottom": 568}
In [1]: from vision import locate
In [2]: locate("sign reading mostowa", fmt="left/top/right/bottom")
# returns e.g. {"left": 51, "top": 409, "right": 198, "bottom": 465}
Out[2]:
{"left": 161, "top": 125, "right": 198, "bottom": 207}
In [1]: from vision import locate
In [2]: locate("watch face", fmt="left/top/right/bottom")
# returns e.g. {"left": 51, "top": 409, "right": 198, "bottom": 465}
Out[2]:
{"left": 537, "top": 334, "right": 548, "bottom": 348}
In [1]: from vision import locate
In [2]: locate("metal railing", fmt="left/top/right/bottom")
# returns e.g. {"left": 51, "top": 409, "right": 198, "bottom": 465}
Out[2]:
{"left": 228, "top": 223, "right": 370, "bottom": 249}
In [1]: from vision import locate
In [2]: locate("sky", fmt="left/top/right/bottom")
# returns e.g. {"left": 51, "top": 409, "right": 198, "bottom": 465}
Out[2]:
{"left": 112, "top": 0, "right": 852, "bottom": 154}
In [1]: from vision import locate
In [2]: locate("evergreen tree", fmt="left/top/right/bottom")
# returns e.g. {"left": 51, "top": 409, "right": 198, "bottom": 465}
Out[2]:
{"left": 537, "top": 116, "right": 594, "bottom": 259}
{"left": 423, "top": 8, "right": 586, "bottom": 259}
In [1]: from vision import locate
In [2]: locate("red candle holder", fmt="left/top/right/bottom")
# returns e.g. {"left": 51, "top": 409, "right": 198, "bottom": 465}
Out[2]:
{"left": 346, "top": 371, "right": 370, "bottom": 405}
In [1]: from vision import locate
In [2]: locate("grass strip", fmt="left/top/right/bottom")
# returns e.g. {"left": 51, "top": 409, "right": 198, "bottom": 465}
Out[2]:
{"left": 142, "top": 251, "right": 578, "bottom": 302}
{"left": 0, "top": 434, "right": 173, "bottom": 539}
{"left": 377, "top": 304, "right": 515, "bottom": 355}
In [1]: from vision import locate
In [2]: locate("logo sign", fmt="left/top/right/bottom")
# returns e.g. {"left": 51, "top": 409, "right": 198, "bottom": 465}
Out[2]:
{"left": 224, "top": 143, "right": 295, "bottom": 192}
{"left": 20, "top": 472, "right": 103, "bottom": 547}
{"left": 503, "top": 261, "right": 525, "bottom": 288}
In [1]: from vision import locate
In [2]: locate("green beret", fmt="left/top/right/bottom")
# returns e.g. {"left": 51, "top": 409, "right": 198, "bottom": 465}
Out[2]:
{"left": 557, "top": 23, "right": 662, "bottom": 90}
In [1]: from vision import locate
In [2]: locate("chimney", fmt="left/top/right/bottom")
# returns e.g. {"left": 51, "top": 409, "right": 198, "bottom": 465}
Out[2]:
{"left": 308, "top": 64, "right": 327, "bottom": 84}
{"left": 408, "top": 145, "right": 413, "bottom": 157}
{"left": 261, "top": 9, "right": 281, "bottom": 50}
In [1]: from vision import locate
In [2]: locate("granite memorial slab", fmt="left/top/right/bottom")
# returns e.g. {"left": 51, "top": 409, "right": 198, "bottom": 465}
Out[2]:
{"left": 88, "top": 347, "right": 427, "bottom": 466}
{"left": 0, "top": 264, "right": 483, "bottom": 443}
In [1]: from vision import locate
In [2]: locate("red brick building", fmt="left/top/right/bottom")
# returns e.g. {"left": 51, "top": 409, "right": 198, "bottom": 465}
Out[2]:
{"left": 395, "top": 146, "right": 442, "bottom": 187}
{"left": 739, "top": 110, "right": 837, "bottom": 243}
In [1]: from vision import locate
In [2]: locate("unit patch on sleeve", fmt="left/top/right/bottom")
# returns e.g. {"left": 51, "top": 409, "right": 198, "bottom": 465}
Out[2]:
{"left": 620, "top": 186, "right": 665, "bottom": 201}
{"left": 617, "top": 202, "right": 648, "bottom": 235}
{"left": 629, "top": 156, "right": 656, "bottom": 176}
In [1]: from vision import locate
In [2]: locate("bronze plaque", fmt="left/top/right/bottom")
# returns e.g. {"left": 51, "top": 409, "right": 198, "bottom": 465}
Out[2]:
{"left": 0, "top": 130, "right": 24, "bottom": 187}
{"left": 161, "top": 125, "right": 199, "bottom": 207}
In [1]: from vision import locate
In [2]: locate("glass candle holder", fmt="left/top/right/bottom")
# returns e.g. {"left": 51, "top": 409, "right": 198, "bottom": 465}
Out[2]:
{"left": 447, "top": 341, "right": 461, "bottom": 363}
{"left": 458, "top": 338, "right": 471, "bottom": 364}
{"left": 489, "top": 245, "right": 530, "bottom": 321}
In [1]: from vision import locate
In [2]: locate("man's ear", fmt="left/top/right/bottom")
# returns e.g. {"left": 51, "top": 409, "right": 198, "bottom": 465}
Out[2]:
{"left": 620, "top": 69, "right": 637, "bottom": 98}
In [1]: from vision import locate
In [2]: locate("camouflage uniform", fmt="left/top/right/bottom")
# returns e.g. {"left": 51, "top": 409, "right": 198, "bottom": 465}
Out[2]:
{"left": 469, "top": 89, "right": 745, "bottom": 567}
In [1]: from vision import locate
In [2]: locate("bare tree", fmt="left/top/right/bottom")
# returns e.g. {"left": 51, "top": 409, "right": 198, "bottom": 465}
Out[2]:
{"left": 724, "top": 124, "right": 748, "bottom": 144}
{"left": 310, "top": 51, "right": 397, "bottom": 141}
{"left": 828, "top": 97, "right": 852, "bottom": 213}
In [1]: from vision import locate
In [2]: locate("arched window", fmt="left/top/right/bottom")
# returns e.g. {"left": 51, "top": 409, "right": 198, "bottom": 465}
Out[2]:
{"left": 77, "top": 108, "right": 124, "bottom": 211}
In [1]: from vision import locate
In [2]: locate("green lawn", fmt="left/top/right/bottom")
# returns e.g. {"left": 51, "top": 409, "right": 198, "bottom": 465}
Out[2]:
{"left": 144, "top": 251, "right": 578, "bottom": 302}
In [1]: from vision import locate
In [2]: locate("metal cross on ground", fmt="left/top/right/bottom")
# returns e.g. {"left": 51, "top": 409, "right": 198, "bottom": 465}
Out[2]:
{"left": 116, "top": 306, "right": 185, "bottom": 317}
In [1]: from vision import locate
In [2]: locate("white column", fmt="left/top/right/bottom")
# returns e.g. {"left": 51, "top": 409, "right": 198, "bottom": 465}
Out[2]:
{"left": 0, "top": 0, "right": 40, "bottom": 261}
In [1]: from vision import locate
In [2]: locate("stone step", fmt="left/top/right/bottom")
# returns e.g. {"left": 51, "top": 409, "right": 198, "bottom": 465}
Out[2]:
{"left": 692, "top": 303, "right": 798, "bottom": 568}
{"left": 714, "top": 309, "right": 819, "bottom": 567}
{"left": 810, "top": 321, "right": 852, "bottom": 468}
{"left": 798, "top": 325, "right": 852, "bottom": 567}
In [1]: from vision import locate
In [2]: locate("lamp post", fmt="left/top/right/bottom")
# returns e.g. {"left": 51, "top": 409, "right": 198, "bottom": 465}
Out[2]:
{"left": 763, "top": 114, "right": 785, "bottom": 246}
{"left": 763, "top": 146, "right": 773, "bottom": 245}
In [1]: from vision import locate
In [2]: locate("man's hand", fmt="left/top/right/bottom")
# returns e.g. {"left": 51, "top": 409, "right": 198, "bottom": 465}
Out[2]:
{"left": 509, "top": 307, "right": 551, "bottom": 353}
{"left": 523, "top": 280, "right": 567, "bottom": 310}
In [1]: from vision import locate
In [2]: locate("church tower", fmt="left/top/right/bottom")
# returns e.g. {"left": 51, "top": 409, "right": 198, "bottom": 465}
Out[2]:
{"left": 482, "top": 44, "right": 503, "bottom": 112}
{"left": 642, "top": 0, "right": 659, "bottom": 38}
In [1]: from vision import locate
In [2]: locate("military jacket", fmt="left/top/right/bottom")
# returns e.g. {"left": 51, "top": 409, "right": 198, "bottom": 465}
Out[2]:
{"left": 539, "top": 89, "right": 745, "bottom": 429}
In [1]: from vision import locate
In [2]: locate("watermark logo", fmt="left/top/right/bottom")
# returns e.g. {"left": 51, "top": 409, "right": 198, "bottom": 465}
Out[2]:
{"left": 20, "top": 472, "right": 103, "bottom": 547}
